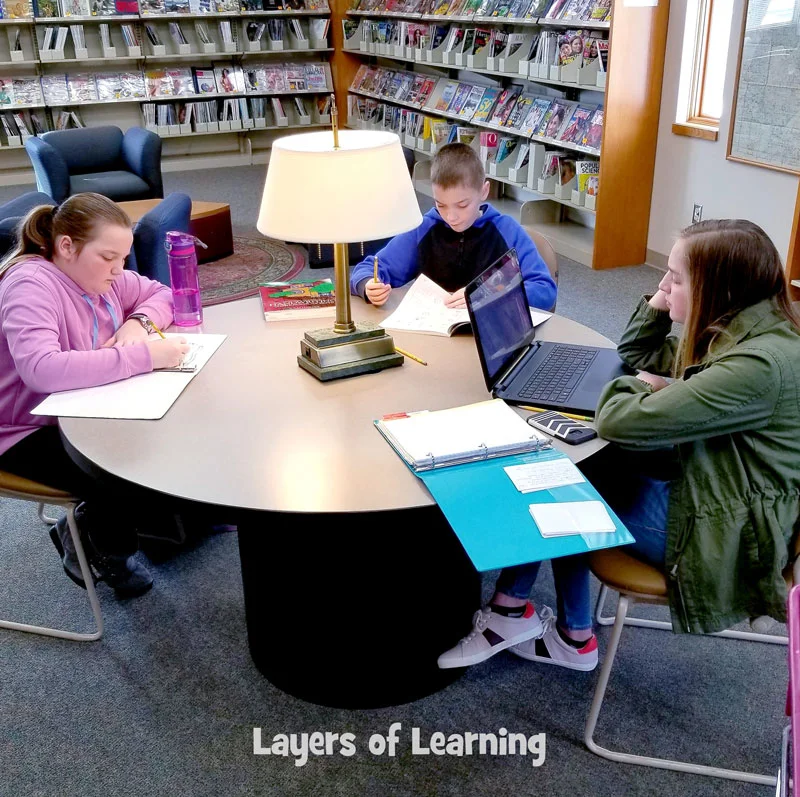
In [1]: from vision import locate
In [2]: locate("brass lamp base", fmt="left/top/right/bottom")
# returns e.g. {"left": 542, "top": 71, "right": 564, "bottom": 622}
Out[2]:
{"left": 298, "top": 322, "right": 403, "bottom": 381}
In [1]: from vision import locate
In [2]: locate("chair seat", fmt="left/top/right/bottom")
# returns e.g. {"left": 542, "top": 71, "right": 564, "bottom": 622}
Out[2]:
{"left": 589, "top": 548, "right": 668, "bottom": 599}
{"left": 70, "top": 171, "right": 151, "bottom": 202}
{"left": 0, "top": 470, "right": 74, "bottom": 501}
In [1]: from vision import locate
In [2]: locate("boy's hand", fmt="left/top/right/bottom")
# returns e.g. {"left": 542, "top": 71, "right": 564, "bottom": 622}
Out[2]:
{"left": 444, "top": 288, "right": 466, "bottom": 309}
{"left": 147, "top": 337, "right": 190, "bottom": 370}
{"left": 366, "top": 279, "right": 392, "bottom": 307}
{"left": 101, "top": 319, "right": 149, "bottom": 348}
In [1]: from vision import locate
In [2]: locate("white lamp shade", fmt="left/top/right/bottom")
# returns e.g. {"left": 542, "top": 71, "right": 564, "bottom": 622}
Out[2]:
{"left": 257, "top": 130, "right": 423, "bottom": 244}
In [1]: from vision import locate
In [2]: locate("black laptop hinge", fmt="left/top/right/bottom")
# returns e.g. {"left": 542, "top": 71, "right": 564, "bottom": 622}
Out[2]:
{"left": 496, "top": 341, "right": 540, "bottom": 392}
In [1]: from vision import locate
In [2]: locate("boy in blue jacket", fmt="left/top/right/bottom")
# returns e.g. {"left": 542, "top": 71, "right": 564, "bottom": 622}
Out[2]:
{"left": 349, "top": 143, "right": 557, "bottom": 311}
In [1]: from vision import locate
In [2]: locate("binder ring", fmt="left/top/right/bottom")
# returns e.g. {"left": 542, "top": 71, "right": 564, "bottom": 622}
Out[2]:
{"left": 478, "top": 443, "right": 488, "bottom": 460}
{"left": 427, "top": 452, "right": 436, "bottom": 468}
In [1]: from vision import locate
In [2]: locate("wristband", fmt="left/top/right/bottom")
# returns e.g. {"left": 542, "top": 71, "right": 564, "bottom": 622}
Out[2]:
{"left": 129, "top": 313, "right": 157, "bottom": 335}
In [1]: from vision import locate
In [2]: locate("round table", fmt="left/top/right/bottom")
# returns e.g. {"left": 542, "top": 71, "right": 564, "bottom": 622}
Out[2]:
{"left": 60, "top": 291, "right": 613, "bottom": 708}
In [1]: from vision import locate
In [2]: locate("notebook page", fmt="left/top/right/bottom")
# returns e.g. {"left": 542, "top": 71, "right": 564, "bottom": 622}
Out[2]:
{"left": 380, "top": 274, "right": 469, "bottom": 336}
{"left": 529, "top": 501, "right": 616, "bottom": 537}
{"left": 380, "top": 399, "right": 548, "bottom": 463}
{"left": 31, "top": 333, "right": 226, "bottom": 420}
{"left": 504, "top": 459, "right": 585, "bottom": 493}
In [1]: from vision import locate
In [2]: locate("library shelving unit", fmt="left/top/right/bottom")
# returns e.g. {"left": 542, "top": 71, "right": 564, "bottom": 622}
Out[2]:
{"left": 0, "top": 0, "right": 333, "bottom": 181}
{"left": 330, "top": 0, "right": 669, "bottom": 269}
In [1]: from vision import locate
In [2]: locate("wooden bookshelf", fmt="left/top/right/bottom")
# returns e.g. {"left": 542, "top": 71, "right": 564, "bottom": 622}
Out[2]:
{"left": 332, "top": 0, "right": 670, "bottom": 270}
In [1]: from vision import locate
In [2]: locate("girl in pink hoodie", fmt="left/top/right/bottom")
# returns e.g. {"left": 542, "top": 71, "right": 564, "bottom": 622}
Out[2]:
{"left": 0, "top": 192, "right": 189, "bottom": 597}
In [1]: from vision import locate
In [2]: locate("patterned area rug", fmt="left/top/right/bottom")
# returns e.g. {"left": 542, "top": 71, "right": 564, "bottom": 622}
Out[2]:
{"left": 199, "top": 236, "right": 307, "bottom": 306}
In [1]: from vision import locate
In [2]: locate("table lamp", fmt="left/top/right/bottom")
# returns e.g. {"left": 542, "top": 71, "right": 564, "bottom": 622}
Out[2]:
{"left": 257, "top": 104, "right": 423, "bottom": 381}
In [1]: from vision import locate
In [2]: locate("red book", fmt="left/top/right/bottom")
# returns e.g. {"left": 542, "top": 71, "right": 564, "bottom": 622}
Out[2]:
{"left": 259, "top": 280, "right": 336, "bottom": 321}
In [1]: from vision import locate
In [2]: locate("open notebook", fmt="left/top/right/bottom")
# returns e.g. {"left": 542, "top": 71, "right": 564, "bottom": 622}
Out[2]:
{"left": 31, "top": 333, "right": 226, "bottom": 421}
{"left": 375, "top": 398, "right": 551, "bottom": 472}
{"left": 381, "top": 274, "right": 552, "bottom": 337}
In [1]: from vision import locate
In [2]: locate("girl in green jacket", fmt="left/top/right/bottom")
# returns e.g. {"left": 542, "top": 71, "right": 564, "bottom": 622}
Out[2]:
{"left": 438, "top": 219, "right": 800, "bottom": 675}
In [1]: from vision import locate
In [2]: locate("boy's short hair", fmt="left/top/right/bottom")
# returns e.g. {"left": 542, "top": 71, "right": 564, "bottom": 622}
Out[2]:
{"left": 430, "top": 143, "right": 486, "bottom": 192}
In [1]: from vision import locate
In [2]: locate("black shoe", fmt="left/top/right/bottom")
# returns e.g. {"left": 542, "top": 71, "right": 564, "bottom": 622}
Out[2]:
{"left": 92, "top": 553, "right": 154, "bottom": 598}
{"left": 49, "top": 515, "right": 91, "bottom": 589}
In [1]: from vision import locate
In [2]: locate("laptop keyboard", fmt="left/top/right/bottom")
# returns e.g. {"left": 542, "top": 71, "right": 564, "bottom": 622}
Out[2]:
{"left": 518, "top": 345, "right": 598, "bottom": 404}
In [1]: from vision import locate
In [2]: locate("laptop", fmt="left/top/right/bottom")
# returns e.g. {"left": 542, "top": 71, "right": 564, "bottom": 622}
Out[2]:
{"left": 464, "top": 249, "right": 631, "bottom": 416}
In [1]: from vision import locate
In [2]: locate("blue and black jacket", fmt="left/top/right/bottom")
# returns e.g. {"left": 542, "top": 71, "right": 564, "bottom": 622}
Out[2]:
{"left": 349, "top": 203, "right": 557, "bottom": 311}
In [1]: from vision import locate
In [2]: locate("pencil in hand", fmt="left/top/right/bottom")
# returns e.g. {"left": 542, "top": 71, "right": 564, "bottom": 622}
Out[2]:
{"left": 373, "top": 255, "right": 379, "bottom": 283}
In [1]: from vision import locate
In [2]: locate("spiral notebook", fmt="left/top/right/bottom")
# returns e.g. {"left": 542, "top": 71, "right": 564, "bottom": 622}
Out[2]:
{"left": 375, "top": 399, "right": 551, "bottom": 472}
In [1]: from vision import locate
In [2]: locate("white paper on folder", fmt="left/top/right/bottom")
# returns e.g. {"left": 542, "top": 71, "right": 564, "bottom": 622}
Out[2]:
{"left": 31, "top": 333, "right": 227, "bottom": 420}
{"left": 505, "top": 459, "right": 585, "bottom": 493}
{"left": 529, "top": 500, "right": 615, "bottom": 537}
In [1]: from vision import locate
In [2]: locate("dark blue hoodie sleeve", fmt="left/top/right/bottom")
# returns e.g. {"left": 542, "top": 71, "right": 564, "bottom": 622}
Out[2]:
{"left": 493, "top": 214, "right": 558, "bottom": 311}
{"left": 349, "top": 212, "right": 438, "bottom": 300}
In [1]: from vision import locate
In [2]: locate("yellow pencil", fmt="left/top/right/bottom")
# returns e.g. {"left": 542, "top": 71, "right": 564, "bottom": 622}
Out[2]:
{"left": 373, "top": 255, "right": 379, "bottom": 283}
{"left": 150, "top": 320, "right": 167, "bottom": 340}
{"left": 395, "top": 347, "right": 427, "bottom": 366}
{"left": 519, "top": 405, "right": 592, "bottom": 422}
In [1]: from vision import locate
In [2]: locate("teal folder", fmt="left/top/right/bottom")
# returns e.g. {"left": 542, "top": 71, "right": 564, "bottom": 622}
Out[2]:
{"left": 418, "top": 447, "right": 634, "bottom": 572}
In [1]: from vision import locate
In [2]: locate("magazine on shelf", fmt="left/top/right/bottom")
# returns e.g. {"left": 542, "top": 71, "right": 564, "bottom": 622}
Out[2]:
{"left": 479, "top": 130, "right": 498, "bottom": 162}
{"left": 140, "top": 0, "right": 165, "bottom": 12}
{"left": 520, "top": 96, "right": 551, "bottom": 136}
{"left": 581, "top": 106, "right": 603, "bottom": 149}
{"left": 576, "top": 159, "right": 599, "bottom": 192}
{"left": 191, "top": 67, "right": 217, "bottom": 93}
{"left": 559, "top": 157, "right": 576, "bottom": 185}
{"left": 506, "top": 91, "right": 535, "bottom": 130}
{"left": 494, "top": 134, "right": 517, "bottom": 163}
{"left": 434, "top": 80, "right": 458, "bottom": 112}
{"left": 559, "top": 104, "right": 594, "bottom": 144}
{"left": 41, "top": 74, "right": 69, "bottom": 105}
{"left": 166, "top": 68, "right": 195, "bottom": 95}
{"left": 35, "top": 0, "right": 58, "bottom": 15}
{"left": 66, "top": 73, "right": 97, "bottom": 103}
{"left": 165, "top": 0, "right": 189, "bottom": 10}
{"left": 264, "top": 65, "right": 287, "bottom": 92}
{"left": 214, "top": 65, "right": 244, "bottom": 93}
{"left": 448, "top": 82, "right": 472, "bottom": 116}
{"left": 58, "top": 0, "right": 89, "bottom": 13}
{"left": 558, "top": 29, "right": 584, "bottom": 66}
{"left": 458, "top": 84, "right": 485, "bottom": 120}
{"left": 11, "top": 77, "right": 43, "bottom": 106}
{"left": 537, "top": 99, "right": 576, "bottom": 140}
{"left": 470, "top": 86, "right": 500, "bottom": 123}
{"left": 487, "top": 85, "right": 521, "bottom": 127}
{"left": 145, "top": 68, "right": 172, "bottom": 96}
{"left": 585, "top": 174, "right": 598, "bottom": 197}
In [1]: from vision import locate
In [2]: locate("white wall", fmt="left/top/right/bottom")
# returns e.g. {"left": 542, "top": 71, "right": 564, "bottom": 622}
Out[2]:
{"left": 648, "top": 0, "right": 798, "bottom": 263}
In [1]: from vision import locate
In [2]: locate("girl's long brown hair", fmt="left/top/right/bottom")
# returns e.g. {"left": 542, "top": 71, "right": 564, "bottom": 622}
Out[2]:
{"left": 675, "top": 219, "right": 799, "bottom": 374}
{"left": 0, "top": 192, "right": 131, "bottom": 279}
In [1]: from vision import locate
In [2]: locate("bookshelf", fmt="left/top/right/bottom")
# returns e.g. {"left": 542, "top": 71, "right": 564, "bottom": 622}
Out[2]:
{"left": 0, "top": 0, "right": 332, "bottom": 183}
{"left": 331, "top": 0, "right": 669, "bottom": 269}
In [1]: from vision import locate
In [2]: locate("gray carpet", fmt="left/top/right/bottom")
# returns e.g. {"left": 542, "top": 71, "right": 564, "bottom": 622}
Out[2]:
{"left": 0, "top": 167, "right": 789, "bottom": 796}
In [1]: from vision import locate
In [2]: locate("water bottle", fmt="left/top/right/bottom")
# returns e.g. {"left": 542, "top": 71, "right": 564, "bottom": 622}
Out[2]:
{"left": 165, "top": 231, "right": 203, "bottom": 327}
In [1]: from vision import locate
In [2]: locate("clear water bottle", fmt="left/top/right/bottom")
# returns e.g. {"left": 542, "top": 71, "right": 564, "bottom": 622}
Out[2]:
{"left": 165, "top": 231, "right": 203, "bottom": 327}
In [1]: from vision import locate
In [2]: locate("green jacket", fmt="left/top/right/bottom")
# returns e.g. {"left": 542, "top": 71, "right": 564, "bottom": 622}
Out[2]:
{"left": 595, "top": 296, "right": 800, "bottom": 633}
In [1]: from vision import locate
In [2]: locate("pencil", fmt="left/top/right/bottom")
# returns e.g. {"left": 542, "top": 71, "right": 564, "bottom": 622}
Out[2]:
{"left": 150, "top": 320, "right": 167, "bottom": 340}
{"left": 519, "top": 405, "right": 593, "bottom": 422}
{"left": 395, "top": 346, "right": 427, "bottom": 366}
{"left": 373, "top": 255, "right": 379, "bottom": 283}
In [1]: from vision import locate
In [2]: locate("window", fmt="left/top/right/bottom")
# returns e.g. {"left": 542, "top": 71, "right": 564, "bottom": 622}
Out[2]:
{"left": 673, "top": 0, "right": 735, "bottom": 141}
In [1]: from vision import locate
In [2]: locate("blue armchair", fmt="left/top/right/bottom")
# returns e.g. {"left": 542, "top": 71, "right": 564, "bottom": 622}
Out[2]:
{"left": 0, "top": 191, "right": 54, "bottom": 257}
{"left": 25, "top": 126, "right": 163, "bottom": 205}
{"left": 0, "top": 190, "right": 189, "bottom": 288}
{"left": 126, "top": 193, "right": 192, "bottom": 286}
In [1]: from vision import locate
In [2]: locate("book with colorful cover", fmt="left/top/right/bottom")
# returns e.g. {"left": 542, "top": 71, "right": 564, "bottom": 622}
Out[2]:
{"left": 448, "top": 82, "right": 473, "bottom": 116}
{"left": 458, "top": 84, "right": 484, "bottom": 120}
{"left": 416, "top": 77, "right": 437, "bottom": 107}
{"left": 192, "top": 67, "right": 217, "bottom": 93}
{"left": 505, "top": 91, "right": 535, "bottom": 130}
{"left": 259, "top": 280, "right": 336, "bottom": 321}
{"left": 537, "top": 98, "right": 575, "bottom": 139}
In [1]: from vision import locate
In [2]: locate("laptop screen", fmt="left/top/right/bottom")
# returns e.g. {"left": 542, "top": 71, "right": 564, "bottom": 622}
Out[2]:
{"left": 465, "top": 249, "right": 535, "bottom": 390}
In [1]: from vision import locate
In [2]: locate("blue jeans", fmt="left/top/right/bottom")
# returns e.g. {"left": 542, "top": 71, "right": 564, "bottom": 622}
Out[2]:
{"left": 494, "top": 475, "right": 671, "bottom": 631}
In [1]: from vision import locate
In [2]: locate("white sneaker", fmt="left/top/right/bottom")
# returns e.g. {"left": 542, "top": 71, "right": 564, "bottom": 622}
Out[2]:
{"left": 437, "top": 603, "right": 544, "bottom": 669}
{"left": 510, "top": 607, "right": 598, "bottom": 672}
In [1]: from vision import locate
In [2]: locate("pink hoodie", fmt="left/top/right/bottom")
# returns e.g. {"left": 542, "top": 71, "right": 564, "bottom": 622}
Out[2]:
{"left": 0, "top": 257, "right": 174, "bottom": 456}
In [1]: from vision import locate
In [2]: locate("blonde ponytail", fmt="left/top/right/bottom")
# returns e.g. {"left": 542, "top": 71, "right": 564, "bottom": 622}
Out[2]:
{"left": 0, "top": 192, "right": 131, "bottom": 280}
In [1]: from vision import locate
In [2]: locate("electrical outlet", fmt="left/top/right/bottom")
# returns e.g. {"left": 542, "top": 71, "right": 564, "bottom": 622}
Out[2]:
{"left": 692, "top": 204, "right": 703, "bottom": 224}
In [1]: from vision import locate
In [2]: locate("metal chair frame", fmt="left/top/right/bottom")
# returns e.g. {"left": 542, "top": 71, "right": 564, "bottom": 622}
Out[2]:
{"left": 1, "top": 487, "right": 103, "bottom": 642}
{"left": 583, "top": 558, "right": 800, "bottom": 787}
